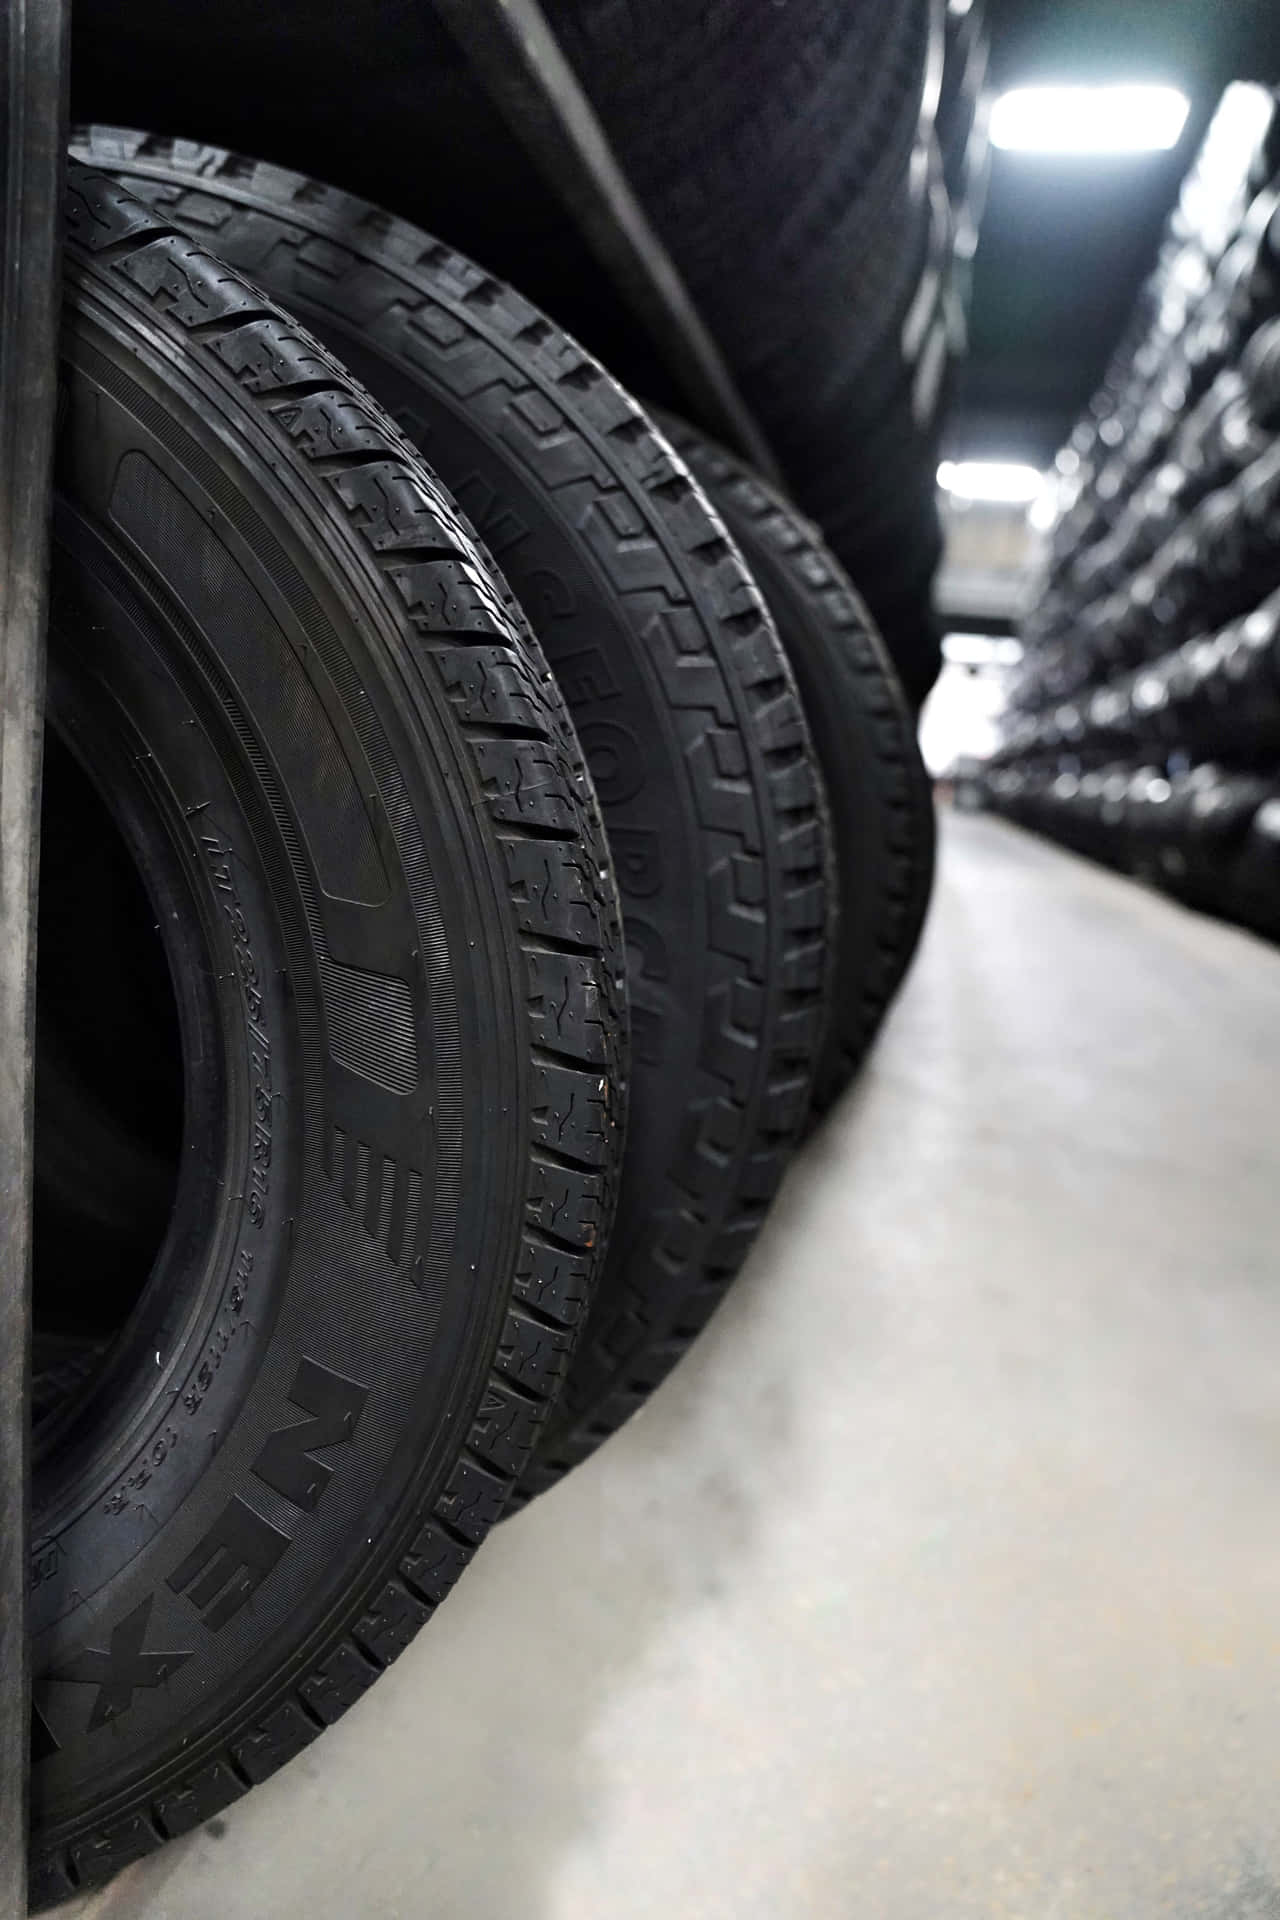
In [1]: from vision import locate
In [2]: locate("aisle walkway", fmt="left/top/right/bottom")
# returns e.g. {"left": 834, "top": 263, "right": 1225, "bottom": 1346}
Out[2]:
{"left": 65, "top": 812, "right": 1280, "bottom": 1920}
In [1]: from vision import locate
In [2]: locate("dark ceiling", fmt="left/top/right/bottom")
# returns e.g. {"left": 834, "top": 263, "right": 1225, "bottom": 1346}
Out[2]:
{"left": 953, "top": 0, "right": 1280, "bottom": 468}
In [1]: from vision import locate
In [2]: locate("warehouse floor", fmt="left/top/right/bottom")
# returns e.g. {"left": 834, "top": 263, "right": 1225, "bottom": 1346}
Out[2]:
{"left": 60, "top": 810, "right": 1280, "bottom": 1920}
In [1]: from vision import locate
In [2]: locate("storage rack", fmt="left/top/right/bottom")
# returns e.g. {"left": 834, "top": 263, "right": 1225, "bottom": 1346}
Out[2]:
{"left": 977, "top": 84, "right": 1280, "bottom": 943}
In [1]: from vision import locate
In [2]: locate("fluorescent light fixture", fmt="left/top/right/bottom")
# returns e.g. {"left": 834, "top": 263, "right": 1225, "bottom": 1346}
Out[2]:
{"left": 942, "top": 632, "right": 1024, "bottom": 667}
{"left": 937, "top": 459, "right": 1045, "bottom": 504}
{"left": 1027, "top": 491, "right": 1058, "bottom": 533}
{"left": 990, "top": 85, "right": 1189, "bottom": 155}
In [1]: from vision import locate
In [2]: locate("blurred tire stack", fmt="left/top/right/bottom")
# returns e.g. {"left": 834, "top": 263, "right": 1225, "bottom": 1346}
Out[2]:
{"left": 977, "top": 83, "right": 1280, "bottom": 942}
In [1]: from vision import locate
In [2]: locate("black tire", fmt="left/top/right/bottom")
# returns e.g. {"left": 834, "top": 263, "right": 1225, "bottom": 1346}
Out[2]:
{"left": 549, "top": 0, "right": 947, "bottom": 707}
{"left": 30, "top": 165, "right": 625, "bottom": 1905}
{"left": 661, "top": 417, "right": 936, "bottom": 1112}
{"left": 76, "top": 129, "right": 835, "bottom": 1500}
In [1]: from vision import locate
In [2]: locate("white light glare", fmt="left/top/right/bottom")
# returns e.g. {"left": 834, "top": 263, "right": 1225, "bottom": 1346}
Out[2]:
{"left": 942, "top": 632, "right": 1024, "bottom": 667}
{"left": 990, "top": 85, "right": 1189, "bottom": 156}
{"left": 937, "top": 460, "right": 1045, "bottom": 505}
{"left": 1027, "top": 491, "right": 1058, "bottom": 533}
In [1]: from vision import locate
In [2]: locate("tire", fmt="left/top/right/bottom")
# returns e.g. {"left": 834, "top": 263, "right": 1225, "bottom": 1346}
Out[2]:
{"left": 660, "top": 416, "right": 936, "bottom": 1113}
{"left": 76, "top": 129, "right": 835, "bottom": 1500}
{"left": 31, "top": 164, "right": 625, "bottom": 1905}
{"left": 549, "top": 0, "right": 947, "bottom": 707}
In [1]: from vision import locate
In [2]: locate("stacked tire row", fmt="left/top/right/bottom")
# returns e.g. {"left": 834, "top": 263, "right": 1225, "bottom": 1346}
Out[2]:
{"left": 977, "top": 84, "right": 1280, "bottom": 942}
{"left": 26, "top": 143, "right": 935, "bottom": 1906}
{"left": 551, "top": 0, "right": 990, "bottom": 710}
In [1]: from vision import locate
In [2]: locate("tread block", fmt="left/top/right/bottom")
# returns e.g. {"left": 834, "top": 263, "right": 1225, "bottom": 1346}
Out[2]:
{"left": 495, "top": 1305, "right": 577, "bottom": 1398}
{"left": 69, "top": 1814, "right": 159, "bottom": 1890}
{"left": 155, "top": 1760, "right": 249, "bottom": 1839}
{"left": 526, "top": 1152, "right": 606, "bottom": 1249}
{"left": 504, "top": 839, "right": 604, "bottom": 950}
{"left": 400, "top": 1521, "right": 472, "bottom": 1606}
{"left": 206, "top": 313, "right": 333, "bottom": 391}
{"left": 526, "top": 949, "right": 609, "bottom": 1061}
{"left": 432, "top": 641, "right": 552, "bottom": 731}
{"left": 531, "top": 1057, "right": 612, "bottom": 1168}
{"left": 434, "top": 1456, "right": 509, "bottom": 1544}
{"left": 468, "top": 1379, "right": 545, "bottom": 1478}
{"left": 474, "top": 740, "right": 578, "bottom": 832}
{"left": 354, "top": 1580, "right": 434, "bottom": 1667}
{"left": 229, "top": 1699, "right": 321, "bottom": 1786}
{"left": 510, "top": 1237, "right": 592, "bottom": 1327}
{"left": 300, "top": 1644, "right": 379, "bottom": 1725}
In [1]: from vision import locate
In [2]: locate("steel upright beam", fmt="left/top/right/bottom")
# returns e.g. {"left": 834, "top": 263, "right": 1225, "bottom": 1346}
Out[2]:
{"left": 0, "top": 1, "right": 67, "bottom": 1912}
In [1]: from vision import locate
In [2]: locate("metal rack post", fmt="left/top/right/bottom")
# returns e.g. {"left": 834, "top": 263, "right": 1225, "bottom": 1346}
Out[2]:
{"left": 1, "top": 1, "right": 67, "bottom": 1911}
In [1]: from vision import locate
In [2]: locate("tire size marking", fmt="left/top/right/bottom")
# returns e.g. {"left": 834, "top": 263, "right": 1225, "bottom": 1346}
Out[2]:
{"left": 171, "top": 835, "right": 273, "bottom": 1432}
{"left": 202, "top": 833, "right": 273, "bottom": 1230}
{"left": 30, "top": 1539, "right": 61, "bottom": 1593}
{"left": 181, "top": 1244, "right": 256, "bottom": 1422}
{"left": 102, "top": 1426, "right": 180, "bottom": 1518}
{"left": 91, "top": 818, "right": 277, "bottom": 1520}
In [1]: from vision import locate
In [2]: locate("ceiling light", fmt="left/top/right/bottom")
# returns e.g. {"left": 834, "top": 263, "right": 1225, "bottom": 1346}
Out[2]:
{"left": 989, "top": 85, "right": 1189, "bottom": 156}
{"left": 942, "top": 632, "right": 1024, "bottom": 667}
{"left": 937, "top": 460, "right": 1045, "bottom": 504}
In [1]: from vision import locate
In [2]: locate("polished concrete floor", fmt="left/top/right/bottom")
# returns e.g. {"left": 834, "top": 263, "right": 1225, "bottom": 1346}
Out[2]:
{"left": 62, "top": 811, "right": 1280, "bottom": 1920}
